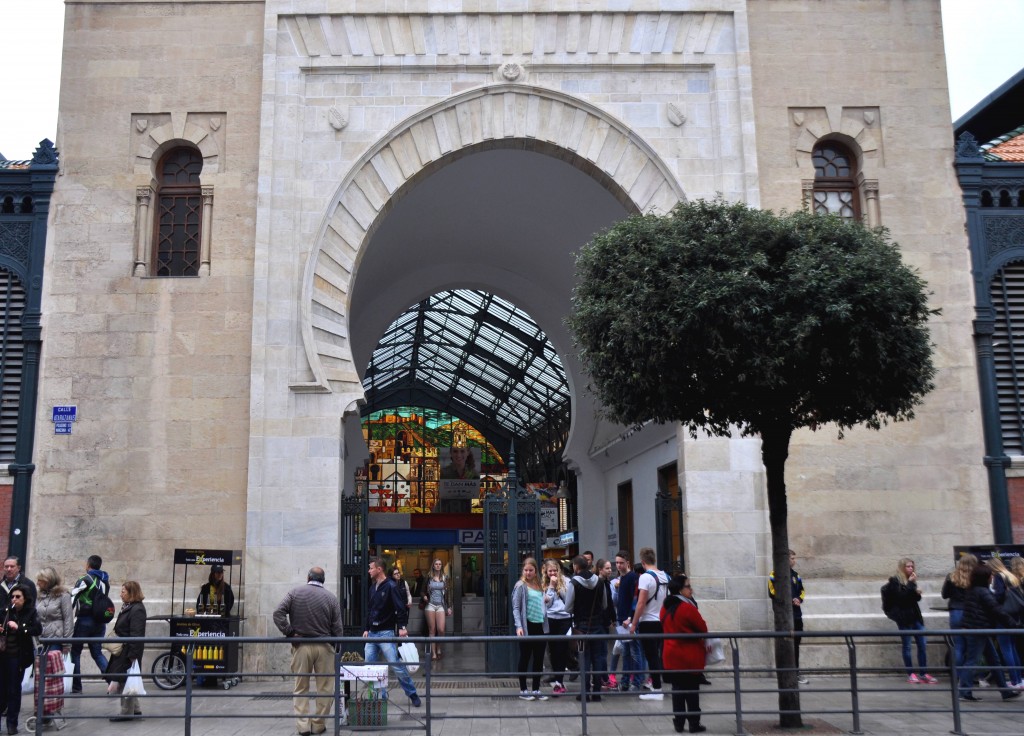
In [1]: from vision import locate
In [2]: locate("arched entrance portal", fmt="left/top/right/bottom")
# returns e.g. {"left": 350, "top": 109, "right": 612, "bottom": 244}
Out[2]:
{"left": 299, "top": 85, "right": 684, "bottom": 650}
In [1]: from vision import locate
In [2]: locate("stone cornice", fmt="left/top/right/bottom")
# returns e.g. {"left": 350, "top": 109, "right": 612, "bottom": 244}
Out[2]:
{"left": 283, "top": 11, "right": 734, "bottom": 63}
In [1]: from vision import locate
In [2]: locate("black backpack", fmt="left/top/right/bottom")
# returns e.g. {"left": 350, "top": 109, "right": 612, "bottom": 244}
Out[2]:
{"left": 80, "top": 576, "right": 115, "bottom": 624}
{"left": 1001, "top": 585, "right": 1024, "bottom": 626}
{"left": 881, "top": 579, "right": 898, "bottom": 621}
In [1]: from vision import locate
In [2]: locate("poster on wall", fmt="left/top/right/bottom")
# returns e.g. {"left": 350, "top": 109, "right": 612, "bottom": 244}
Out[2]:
{"left": 438, "top": 446, "right": 480, "bottom": 500}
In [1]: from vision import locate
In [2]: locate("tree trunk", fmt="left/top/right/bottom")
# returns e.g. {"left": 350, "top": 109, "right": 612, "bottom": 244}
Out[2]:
{"left": 762, "top": 424, "right": 802, "bottom": 728}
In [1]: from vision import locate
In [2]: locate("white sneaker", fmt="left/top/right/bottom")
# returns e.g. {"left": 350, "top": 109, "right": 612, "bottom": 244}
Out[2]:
{"left": 639, "top": 688, "right": 664, "bottom": 700}
{"left": 519, "top": 690, "right": 535, "bottom": 701}
{"left": 797, "top": 675, "right": 809, "bottom": 685}
{"left": 532, "top": 690, "right": 549, "bottom": 701}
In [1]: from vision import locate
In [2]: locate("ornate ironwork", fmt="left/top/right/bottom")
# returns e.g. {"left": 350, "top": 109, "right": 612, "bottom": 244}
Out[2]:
{"left": 340, "top": 492, "right": 369, "bottom": 645}
{"left": 483, "top": 444, "right": 541, "bottom": 672}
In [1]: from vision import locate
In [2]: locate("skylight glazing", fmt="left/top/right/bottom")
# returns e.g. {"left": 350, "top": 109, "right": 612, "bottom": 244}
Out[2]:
{"left": 362, "top": 290, "right": 571, "bottom": 441}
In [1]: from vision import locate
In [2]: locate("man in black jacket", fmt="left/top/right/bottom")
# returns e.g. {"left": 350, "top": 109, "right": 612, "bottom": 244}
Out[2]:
{"left": 363, "top": 558, "right": 421, "bottom": 707}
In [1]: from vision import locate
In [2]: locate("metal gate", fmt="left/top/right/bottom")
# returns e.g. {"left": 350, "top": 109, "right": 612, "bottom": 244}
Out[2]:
{"left": 483, "top": 448, "right": 541, "bottom": 673}
{"left": 340, "top": 491, "right": 369, "bottom": 648}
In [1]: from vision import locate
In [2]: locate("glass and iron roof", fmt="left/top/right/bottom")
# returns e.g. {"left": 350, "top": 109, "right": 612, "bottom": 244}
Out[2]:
{"left": 362, "top": 290, "right": 570, "bottom": 444}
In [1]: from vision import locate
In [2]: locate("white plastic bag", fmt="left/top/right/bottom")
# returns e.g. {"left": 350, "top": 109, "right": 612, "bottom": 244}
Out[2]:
{"left": 62, "top": 651, "right": 74, "bottom": 684}
{"left": 123, "top": 660, "right": 147, "bottom": 696}
{"left": 705, "top": 637, "right": 725, "bottom": 666}
{"left": 398, "top": 641, "right": 420, "bottom": 674}
{"left": 21, "top": 663, "right": 33, "bottom": 694}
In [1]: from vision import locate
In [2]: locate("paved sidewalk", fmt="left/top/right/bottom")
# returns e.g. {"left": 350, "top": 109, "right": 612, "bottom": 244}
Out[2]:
{"left": 21, "top": 671, "right": 1024, "bottom": 736}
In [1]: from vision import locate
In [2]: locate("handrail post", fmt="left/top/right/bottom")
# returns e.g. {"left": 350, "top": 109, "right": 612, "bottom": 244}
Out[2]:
{"left": 845, "top": 636, "right": 863, "bottom": 735}
{"left": 730, "top": 637, "right": 744, "bottom": 736}
{"left": 424, "top": 642, "right": 432, "bottom": 736}
{"left": 184, "top": 646, "right": 194, "bottom": 736}
{"left": 34, "top": 649, "right": 44, "bottom": 735}
{"left": 579, "top": 635, "right": 588, "bottom": 736}
{"left": 333, "top": 645, "right": 342, "bottom": 736}
{"left": 946, "top": 634, "right": 965, "bottom": 736}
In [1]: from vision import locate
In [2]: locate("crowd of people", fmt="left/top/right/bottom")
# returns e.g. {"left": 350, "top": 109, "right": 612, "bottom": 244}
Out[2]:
{"left": 508, "top": 547, "right": 710, "bottom": 733}
{"left": 10, "top": 547, "right": 1024, "bottom": 734}
{"left": 0, "top": 553, "right": 151, "bottom": 732}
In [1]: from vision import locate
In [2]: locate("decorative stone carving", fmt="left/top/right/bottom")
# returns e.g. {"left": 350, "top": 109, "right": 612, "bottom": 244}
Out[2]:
{"left": 135, "top": 119, "right": 148, "bottom": 133}
{"left": 984, "top": 215, "right": 1024, "bottom": 257}
{"left": 792, "top": 111, "right": 805, "bottom": 127}
{"left": 328, "top": 106, "right": 348, "bottom": 131}
{"left": 500, "top": 62, "right": 523, "bottom": 81}
{"left": 31, "top": 139, "right": 58, "bottom": 166}
{"left": 0, "top": 223, "right": 31, "bottom": 266}
{"left": 667, "top": 103, "right": 686, "bottom": 127}
{"left": 210, "top": 117, "right": 221, "bottom": 132}
{"left": 863, "top": 110, "right": 875, "bottom": 125}
{"left": 956, "top": 132, "right": 982, "bottom": 161}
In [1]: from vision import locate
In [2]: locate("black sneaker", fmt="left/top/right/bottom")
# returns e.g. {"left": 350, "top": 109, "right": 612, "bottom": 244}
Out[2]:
{"left": 960, "top": 694, "right": 982, "bottom": 702}
{"left": 410, "top": 694, "right": 422, "bottom": 707}
{"left": 1002, "top": 690, "right": 1021, "bottom": 700}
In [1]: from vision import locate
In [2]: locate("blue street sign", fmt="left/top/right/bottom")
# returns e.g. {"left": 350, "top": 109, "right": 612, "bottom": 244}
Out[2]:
{"left": 52, "top": 406, "right": 77, "bottom": 422}
{"left": 54, "top": 422, "right": 73, "bottom": 435}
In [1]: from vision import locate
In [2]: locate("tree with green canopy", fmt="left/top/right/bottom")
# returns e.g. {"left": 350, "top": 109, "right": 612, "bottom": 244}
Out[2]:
{"left": 567, "top": 198, "right": 936, "bottom": 727}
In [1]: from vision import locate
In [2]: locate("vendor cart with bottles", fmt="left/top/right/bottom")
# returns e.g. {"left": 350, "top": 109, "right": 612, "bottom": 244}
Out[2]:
{"left": 150, "top": 548, "right": 244, "bottom": 690}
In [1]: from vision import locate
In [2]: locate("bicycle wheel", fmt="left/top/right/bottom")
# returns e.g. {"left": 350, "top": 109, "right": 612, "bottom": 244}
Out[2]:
{"left": 151, "top": 651, "right": 186, "bottom": 690}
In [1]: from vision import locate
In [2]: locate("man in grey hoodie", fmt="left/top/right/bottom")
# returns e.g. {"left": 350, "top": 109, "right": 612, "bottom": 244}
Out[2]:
{"left": 567, "top": 555, "right": 614, "bottom": 702}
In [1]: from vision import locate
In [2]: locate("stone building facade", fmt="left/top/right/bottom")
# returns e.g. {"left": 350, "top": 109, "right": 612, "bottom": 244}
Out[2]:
{"left": 37, "top": 0, "right": 987, "bottom": 670}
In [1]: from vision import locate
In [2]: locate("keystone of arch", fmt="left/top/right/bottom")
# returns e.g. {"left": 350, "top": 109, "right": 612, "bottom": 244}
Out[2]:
{"left": 294, "top": 83, "right": 685, "bottom": 394}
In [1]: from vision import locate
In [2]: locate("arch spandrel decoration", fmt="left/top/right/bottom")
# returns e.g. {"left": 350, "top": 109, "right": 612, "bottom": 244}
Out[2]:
{"left": 293, "top": 84, "right": 685, "bottom": 394}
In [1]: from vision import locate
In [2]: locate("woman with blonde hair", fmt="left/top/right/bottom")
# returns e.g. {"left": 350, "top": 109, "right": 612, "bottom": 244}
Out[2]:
{"left": 942, "top": 553, "right": 978, "bottom": 678}
{"left": 543, "top": 559, "right": 572, "bottom": 695}
{"left": 881, "top": 558, "right": 936, "bottom": 684}
{"left": 512, "top": 557, "right": 549, "bottom": 700}
{"left": 421, "top": 559, "right": 452, "bottom": 660}
{"left": 986, "top": 557, "right": 1023, "bottom": 688}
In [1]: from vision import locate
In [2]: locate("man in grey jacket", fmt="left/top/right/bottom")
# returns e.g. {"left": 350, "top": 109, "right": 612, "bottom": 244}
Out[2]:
{"left": 274, "top": 567, "right": 345, "bottom": 736}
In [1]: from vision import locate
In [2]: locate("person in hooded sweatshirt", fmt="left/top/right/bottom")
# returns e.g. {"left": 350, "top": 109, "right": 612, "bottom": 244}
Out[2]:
{"left": 565, "top": 555, "right": 615, "bottom": 702}
{"left": 958, "top": 562, "right": 1022, "bottom": 702}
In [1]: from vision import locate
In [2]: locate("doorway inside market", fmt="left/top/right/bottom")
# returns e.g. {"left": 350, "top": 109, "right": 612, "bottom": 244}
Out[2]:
{"left": 371, "top": 546, "right": 487, "bottom": 637}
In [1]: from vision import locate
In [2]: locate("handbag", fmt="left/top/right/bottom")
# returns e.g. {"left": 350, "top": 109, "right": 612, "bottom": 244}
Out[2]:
{"left": 123, "top": 660, "right": 146, "bottom": 696}
{"left": 705, "top": 637, "right": 726, "bottom": 666}
{"left": 103, "top": 629, "right": 123, "bottom": 657}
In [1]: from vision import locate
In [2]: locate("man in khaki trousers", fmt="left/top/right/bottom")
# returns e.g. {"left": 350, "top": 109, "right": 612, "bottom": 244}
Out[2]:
{"left": 273, "top": 567, "right": 345, "bottom": 735}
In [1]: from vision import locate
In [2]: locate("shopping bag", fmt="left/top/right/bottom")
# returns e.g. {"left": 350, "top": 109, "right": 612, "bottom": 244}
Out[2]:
{"left": 62, "top": 651, "right": 73, "bottom": 684}
{"left": 397, "top": 641, "right": 420, "bottom": 674}
{"left": 123, "top": 660, "right": 147, "bottom": 696}
{"left": 36, "top": 649, "right": 65, "bottom": 716}
{"left": 705, "top": 637, "right": 726, "bottom": 666}
{"left": 22, "top": 662, "right": 34, "bottom": 694}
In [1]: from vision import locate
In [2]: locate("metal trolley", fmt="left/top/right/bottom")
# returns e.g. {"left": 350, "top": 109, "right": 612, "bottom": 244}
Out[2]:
{"left": 150, "top": 548, "right": 244, "bottom": 690}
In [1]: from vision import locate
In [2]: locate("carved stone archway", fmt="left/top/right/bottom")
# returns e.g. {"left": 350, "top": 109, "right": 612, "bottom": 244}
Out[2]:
{"left": 296, "top": 83, "right": 685, "bottom": 393}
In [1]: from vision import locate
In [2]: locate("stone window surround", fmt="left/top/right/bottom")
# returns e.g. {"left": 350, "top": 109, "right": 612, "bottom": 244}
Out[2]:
{"left": 131, "top": 112, "right": 225, "bottom": 277}
{"left": 791, "top": 107, "right": 882, "bottom": 228}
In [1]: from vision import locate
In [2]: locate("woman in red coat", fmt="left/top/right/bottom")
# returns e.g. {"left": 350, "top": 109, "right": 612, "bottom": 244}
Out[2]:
{"left": 660, "top": 575, "right": 709, "bottom": 734}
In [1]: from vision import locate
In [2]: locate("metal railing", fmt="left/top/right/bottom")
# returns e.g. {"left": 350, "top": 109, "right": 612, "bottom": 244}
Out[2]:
{"left": 29, "top": 628, "right": 1024, "bottom": 736}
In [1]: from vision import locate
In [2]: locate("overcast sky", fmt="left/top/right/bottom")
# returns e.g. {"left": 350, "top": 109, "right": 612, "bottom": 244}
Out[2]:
{"left": 2, "top": 0, "right": 1023, "bottom": 160}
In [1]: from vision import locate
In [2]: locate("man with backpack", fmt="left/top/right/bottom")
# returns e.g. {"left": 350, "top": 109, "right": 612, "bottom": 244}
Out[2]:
{"left": 69, "top": 554, "right": 111, "bottom": 693}
{"left": 629, "top": 546, "right": 670, "bottom": 701}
